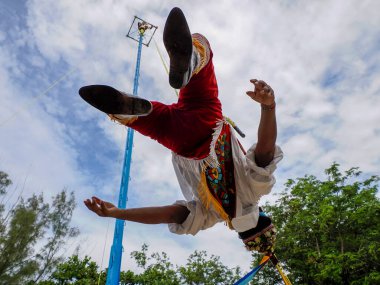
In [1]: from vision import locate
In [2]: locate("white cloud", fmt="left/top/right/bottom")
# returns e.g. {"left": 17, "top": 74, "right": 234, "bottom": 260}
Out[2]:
{"left": 0, "top": 0, "right": 379, "bottom": 276}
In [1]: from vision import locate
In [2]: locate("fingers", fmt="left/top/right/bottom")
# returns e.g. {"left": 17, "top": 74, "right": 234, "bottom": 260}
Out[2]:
{"left": 84, "top": 198, "right": 95, "bottom": 210}
{"left": 250, "top": 79, "right": 267, "bottom": 90}
{"left": 100, "top": 201, "right": 108, "bottom": 211}
{"left": 92, "top": 196, "right": 102, "bottom": 204}
{"left": 247, "top": 79, "right": 275, "bottom": 105}
{"left": 83, "top": 197, "right": 105, "bottom": 217}
{"left": 103, "top": 201, "right": 116, "bottom": 208}
{"left": 246, "top": 90, "right": 257, "bottom": 100}
{"left": 249, "top": 79, "right": 273, "bottom": 93}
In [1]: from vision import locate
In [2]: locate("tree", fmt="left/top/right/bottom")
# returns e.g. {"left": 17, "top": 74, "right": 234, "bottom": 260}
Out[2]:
{"left": 0, "top": 193, "right": 49, "bottom": 284}
{"left": 0, "top": 171, "right": 12, "bottom": 245}
{"left": 120, "top": 244, "right": 241, "bottom": 285}
{"left": 123, "top": 244, "right": 180, "bottom": 285}
{"left": 43, "top": 244, "right": 241, "bottom": 285}
{"left": 178, "top": 250, "right": 241, "bottom": 285}
{"left": 38, "top": 255, "right": 105, "bottom": 285}
{"left": 259, "top": 163, "right": 380, "bottom": 284}
{"left": 33, "top": 191, "right": 80, "bottom": 283}
{"left": 0, "top": 171, "right": 79, "bottom": 284}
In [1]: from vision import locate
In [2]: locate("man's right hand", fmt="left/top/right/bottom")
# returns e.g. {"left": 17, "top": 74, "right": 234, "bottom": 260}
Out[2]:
{"left": 84, "top": 196, "right": 118, "bottom": 218}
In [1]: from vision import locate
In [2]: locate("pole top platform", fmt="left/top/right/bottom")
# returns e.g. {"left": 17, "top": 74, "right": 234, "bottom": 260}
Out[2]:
{"left": 126, "top": 16, "right": 157, "bottom": 47}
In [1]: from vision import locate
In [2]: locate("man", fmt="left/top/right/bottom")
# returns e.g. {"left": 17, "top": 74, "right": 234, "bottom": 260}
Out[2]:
{"left": 81, "top": 7, "right": 283, "bottom": 253}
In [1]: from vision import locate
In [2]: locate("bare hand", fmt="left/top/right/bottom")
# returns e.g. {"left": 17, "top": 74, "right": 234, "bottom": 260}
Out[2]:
{"left": 84, "top": 196, "right": 117, "bottom": 217}
{"left": 246, "top": 79, "right": 275, "bottom": 106}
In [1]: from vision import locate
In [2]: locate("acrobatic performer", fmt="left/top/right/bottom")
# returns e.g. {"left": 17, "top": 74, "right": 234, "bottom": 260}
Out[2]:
{"left": 81, "top": 7, "right": 283, "bottom": 253}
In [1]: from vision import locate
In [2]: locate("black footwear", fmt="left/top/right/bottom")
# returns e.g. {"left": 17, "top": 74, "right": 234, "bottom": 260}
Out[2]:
{"left": 79, "top": 85, "right": 152, "bottom": 116}
{"left": 238, "top": 208, "right": 276, "bottom": 253}
{"left": 163, "top": 7, "right": 193, "bottom": 89}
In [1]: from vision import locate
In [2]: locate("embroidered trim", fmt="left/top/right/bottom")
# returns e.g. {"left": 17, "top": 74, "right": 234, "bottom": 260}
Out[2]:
{"left": 197, "top": 171, "right": 233, "bottom": 229}
{"left": 192, "top": 33, "right": 210, "bottom": 75}
{"left": 172, "top": 119, "right": 236, "bottom": 229}
{"left": 244, "top": 226, "right": 277, "bottom": 253}
{"left": 205, "top": 124, "right": 236, "bottom": 220}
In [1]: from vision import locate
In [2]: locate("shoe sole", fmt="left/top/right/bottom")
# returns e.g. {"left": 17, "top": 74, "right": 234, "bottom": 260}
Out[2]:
{"left": 79, "top": 85, "right": 152, "bottom": 115}
{"left": 163, "top": 7, "right": 193, "bottom": 89}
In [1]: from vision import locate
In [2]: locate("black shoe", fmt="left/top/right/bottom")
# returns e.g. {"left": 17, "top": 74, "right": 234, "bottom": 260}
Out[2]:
{"left": 163, "top": 7, "right": 193, "bottom": 89}
{"left": 238, "top": 208, "right": 276, "bottom": 253}
{"left": 79, "top": 85, "right": 152, "bottom": 115}
{"left": 238, "top": 215, "right": 273, "bottom": 240}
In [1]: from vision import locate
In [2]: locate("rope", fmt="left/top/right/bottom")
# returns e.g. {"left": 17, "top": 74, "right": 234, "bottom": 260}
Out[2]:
{"left": 96, "top": 122, "right": 129, "bottom": 283}
{"left": 234, "top": 253, "right": 293, "bottom": 285}
{"left": 270, "top": 254, "right": 293, "bottom": 285}
{"left": 153, "top": 38, "right": 179, "bottom": 98}
{"left": 97, "top": 220, "right": 111, "bottom": 285}
{"left": 234, "top": 255, "right": 271, "bottom": 285}
{"left": 275, "top": 263, "right": 293, "bottom": 285}
{"left": 224, "top": 116, "right": 246, "bottom": 138}
{"left": 0, "top": 68, "right": 76, "bottom": 127}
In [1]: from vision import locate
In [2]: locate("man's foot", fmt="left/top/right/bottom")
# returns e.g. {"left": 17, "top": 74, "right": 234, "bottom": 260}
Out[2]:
{"left": 163, "top": 7, "right": 193, "bottom": 89}
{"left": 79, "top": 85, "right": 152, "bottom": 116}
{"left": 238, "top": 208, "right": 276, "bottom": 253}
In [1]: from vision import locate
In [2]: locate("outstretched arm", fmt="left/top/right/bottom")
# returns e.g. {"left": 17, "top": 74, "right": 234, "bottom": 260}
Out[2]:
{"left": 246, "top": 79, "right": 277, "bottom": 167}
{"left": 84, "top": 196, "right": 190, "bottom": 224}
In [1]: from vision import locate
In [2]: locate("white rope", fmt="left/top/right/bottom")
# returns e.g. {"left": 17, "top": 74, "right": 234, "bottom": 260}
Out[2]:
{"left": 97, "top": 220, "right": 111, "bottom": 285}
{"left": 0, "top": 68, "right": 77, "bottom": 127}
{"left": 97, "top": 122, "right": 129, "bottom": 282}
{"left": 153, "top": 38, "right": 179, "bottom": 97}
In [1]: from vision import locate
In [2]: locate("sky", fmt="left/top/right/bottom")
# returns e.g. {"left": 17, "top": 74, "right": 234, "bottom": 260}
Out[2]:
{"left": 1, "top": 0, "right": 379, "bottom": 275}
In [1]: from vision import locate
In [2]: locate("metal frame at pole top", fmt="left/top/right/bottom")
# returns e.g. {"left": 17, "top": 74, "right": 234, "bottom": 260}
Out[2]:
{"left": 106, "top": 18, "right": 156, "bottom": 285}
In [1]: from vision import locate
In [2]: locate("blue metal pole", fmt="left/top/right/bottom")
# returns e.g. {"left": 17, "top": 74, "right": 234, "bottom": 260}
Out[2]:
{"left": 106, "top": 31, "right": 144, "bottom": 285}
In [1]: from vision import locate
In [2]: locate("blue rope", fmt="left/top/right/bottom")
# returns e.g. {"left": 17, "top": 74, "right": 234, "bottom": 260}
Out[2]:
{"left": 234, "top": 256, "right": 270, "bottom": 285}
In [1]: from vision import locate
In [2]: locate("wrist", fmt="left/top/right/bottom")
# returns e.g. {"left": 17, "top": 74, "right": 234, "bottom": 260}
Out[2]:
{"left": 261, "top": 102, "right": 276, "bottom": 111}
{"left": 108, "top": 208, "right": 121, "bottom": 219}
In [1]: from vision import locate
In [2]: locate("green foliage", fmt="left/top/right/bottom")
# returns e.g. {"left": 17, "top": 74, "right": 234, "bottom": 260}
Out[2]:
{"left": 38, "top": 255, "right": 105, "bottom": 285}
{"left": 33, "top": 190, "right": 80, "bottom": 282}
{"left": 0, "top": 171, "right": 12, "bottom": 195}
{"left": 178, "top": 250, "right": 241, "bottom": 285}
{"left": 0, "top": 171, "right": 12, "bottom": 231}
{"left": 0, "top": 171, "right": 79, "bottom": 284}
{"left": 126, "top": 245, "right": 179, "bottom": 285}
{"left": 250, "top": 252, "right": 282, "bottom": 285}
{"left": 43, "top": 244, "right": 241, "bottom": 285}
{"left": 260, "top": 163, "right": 380, "bottom": 285}
{"left": 0, "top": 194, "right": 49, "bottom": 284}
{"left": 120, "top": 244, "right": 241, "bottom": 284}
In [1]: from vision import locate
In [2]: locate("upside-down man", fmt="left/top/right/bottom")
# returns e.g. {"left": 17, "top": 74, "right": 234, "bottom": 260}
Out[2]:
{"left": 81, "top": 7, "right": 283, "bottom": 253}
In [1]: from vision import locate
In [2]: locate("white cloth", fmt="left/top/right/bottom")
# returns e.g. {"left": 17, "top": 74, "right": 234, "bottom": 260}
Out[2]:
{"left": 168, "top": 123, "right": 283, "bottom": 235}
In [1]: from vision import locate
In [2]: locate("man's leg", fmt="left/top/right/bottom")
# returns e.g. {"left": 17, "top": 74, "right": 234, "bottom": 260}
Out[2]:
{"left": 129, "top": 9, "right": 222, "bottom": 158}
{"left": 108, "top": 8, "right": 222, "bottom": 158}
{"left": 163, "top": 7, "right": 193, "bottom": 89}
{"left": 238, "top": 208, "right": 277, "bottom": 253}
{"left": 79, "top": 8, "right": 222, "bottom": 158}
{"left": 129, "top": 32, "right": 222, "bottom": 158}
{"left": 79, "top": 85, "right": 152, "bottom": 116}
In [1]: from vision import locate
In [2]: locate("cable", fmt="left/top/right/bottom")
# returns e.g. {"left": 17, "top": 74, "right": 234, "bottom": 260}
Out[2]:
{"left": 153, "top": 38, "right": 179, "bottom": 98}
{"left": 97, "top": 220, "right": 111, "bottom": 285}
{"left": 0, "top": 68, "right": 76, "bottom": 127}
